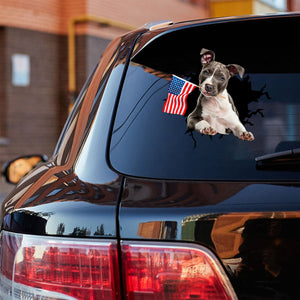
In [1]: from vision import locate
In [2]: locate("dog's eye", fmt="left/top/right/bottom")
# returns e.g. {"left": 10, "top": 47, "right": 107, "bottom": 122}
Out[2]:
{"left": 220, "top": 76, "right": 226, "bottom": 81}
{"left": 203, "top": 70, "right": 210, "bottom": 76}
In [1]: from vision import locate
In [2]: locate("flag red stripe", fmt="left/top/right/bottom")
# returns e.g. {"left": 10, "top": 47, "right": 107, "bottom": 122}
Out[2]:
{"left": 172, "top": 94, "right": 178, "bottom": 114}
{"left": 177, "top": 82, "right": 194, "bottom": 115}
{"left": 181, "top": 83, "right": 194, "bottom": 114}
{"left": 163, "top": 94, "right": 172, "bottom": 113}
{"left": 177, "top": 95, "right": 185, "bottom": 115}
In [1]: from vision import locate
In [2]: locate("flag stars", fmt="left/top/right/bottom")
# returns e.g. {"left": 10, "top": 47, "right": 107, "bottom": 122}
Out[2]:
{"left": 163, "top": 75, "right": 197, "bottom": 115}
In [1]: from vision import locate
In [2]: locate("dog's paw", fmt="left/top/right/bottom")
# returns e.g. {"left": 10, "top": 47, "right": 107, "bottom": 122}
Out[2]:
{"left": 195, "top": 121, "right": 217, "bottom": 135}
{"left": 202, "top": 127, "right": 217, "bottom": 136}
{"left": 240, "top": 131, "right": 255, "bottom": 141}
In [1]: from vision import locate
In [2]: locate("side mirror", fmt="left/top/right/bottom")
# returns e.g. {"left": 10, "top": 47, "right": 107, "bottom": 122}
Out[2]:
{"left": 2, "top": 154, "right": 48, "bottom": 184}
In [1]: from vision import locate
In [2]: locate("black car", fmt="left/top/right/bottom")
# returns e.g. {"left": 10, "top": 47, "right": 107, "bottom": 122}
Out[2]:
{"left": 1, "top": 14, "right": 300, "bottom": 300}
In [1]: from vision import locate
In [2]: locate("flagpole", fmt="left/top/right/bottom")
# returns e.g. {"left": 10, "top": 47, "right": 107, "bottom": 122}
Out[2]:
{"left": 171, "top": 74, "right": 226, "bottom": 100}
{"left": 172, "top": 74, "right": 200, "bottom": 89}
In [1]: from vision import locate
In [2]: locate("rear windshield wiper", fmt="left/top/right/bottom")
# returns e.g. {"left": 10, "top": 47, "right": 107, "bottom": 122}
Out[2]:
{"left": 255, "top": 148, "right": 300, "bottom": 171}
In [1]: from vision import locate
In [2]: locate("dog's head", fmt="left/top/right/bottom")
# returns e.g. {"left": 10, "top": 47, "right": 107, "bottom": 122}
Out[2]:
{"left": 199, "top": 48, "right": 245, "bottom": 97}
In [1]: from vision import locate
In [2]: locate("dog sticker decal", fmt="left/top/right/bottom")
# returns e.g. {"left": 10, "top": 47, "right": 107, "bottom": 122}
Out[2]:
{"left": 187, "top": 48, "right": 254, "bottom": 141}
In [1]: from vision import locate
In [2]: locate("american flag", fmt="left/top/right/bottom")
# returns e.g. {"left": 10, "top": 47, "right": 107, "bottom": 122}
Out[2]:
{"left": 163, "top": 75, "right": 197, "bottom": 115}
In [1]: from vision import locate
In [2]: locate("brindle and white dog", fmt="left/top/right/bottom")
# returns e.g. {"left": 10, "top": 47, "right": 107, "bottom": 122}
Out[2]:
{"left": 187, "top": 48, "right": 254, "bottom": 141}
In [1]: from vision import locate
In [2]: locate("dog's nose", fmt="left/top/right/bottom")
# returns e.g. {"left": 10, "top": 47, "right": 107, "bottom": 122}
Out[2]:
{"left": 205, "top": 84, "right": 214, "bottom": 93}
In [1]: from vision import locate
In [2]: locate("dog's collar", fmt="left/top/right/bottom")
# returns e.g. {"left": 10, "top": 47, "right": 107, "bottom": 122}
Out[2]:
{"left": 217, "top": 94, "right": 226, "bottom": 100}
{"left": 199, "top": 84, "right": 227, "bottom": 100}
{"left": 201, "top": 92, "right": 227, "bottom": 100}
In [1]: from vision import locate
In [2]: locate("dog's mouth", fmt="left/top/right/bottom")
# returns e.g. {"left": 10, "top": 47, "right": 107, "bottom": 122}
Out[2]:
{"left": 200, "top": 88, "right": 217, "bottom": 97}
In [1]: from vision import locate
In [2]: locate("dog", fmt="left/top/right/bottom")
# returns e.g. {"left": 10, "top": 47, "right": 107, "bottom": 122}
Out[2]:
{"left": 187, "top": 48, "right": 254, "bottom": 141}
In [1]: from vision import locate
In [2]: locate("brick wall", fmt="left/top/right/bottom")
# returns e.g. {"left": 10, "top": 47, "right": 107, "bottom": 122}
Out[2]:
{"left": 85, "top": 0, "right": 208, "bottom": 28}
{"left": 0, "top": 0, "right": 208, "bottom": 36}
{"left": 0, "top": 27, "right": 66, "bottom": 163}
{"left": 291, "top": 0, "right": 300, "bottom": 10}
{"left": 0, "top": 0, "right": 62, "bottom": 34}
{"left": 0, "top": 28, "right": 7, "bottom": 140}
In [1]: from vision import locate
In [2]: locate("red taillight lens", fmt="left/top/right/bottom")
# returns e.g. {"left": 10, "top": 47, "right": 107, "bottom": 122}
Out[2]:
{"left": 0, "top": 231, "right": 236, "bottom": 300}
{"left": 0, "top": 231, "right": 121, "bottom": 300}
{"left": 0, "top": 230, "right": 22, "bottom": 281}
{"left": 121, "top": 241, "right": 237, "bottom": 300}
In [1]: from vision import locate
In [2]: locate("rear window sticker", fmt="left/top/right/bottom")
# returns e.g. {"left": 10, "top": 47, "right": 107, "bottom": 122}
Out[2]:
{"left": 187, "top": 48, "right": 254, "bottom": 141}
{"left": 164, "top": 49, "right": 256, "bottom": 141}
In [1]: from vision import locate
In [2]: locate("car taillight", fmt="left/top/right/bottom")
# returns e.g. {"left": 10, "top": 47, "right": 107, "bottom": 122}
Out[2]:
{"left": 0, "top": 231, "right": 237, "bottom": 300}
{"left": 121, "top": 241, "right": 237, "bottom": 300}
{"left": 0, "top": 231, "right": 121, "bottom": 300}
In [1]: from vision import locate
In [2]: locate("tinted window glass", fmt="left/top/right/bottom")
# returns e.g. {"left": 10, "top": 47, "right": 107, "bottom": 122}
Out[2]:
{"left": 109, "top": 16, "right": 300, "bottom": 180}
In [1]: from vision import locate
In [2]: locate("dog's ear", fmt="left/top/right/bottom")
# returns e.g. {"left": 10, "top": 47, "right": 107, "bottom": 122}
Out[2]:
{"left": 200, "top": 48, "right": 215, "bottom": 65}
{"left": 227, "top": 64, "right": 245, "bottom": 78}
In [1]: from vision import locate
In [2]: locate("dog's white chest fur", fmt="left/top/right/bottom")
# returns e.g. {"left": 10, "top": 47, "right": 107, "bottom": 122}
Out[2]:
{"left": 200, "top": 90, "right": 240, "bottom": 135}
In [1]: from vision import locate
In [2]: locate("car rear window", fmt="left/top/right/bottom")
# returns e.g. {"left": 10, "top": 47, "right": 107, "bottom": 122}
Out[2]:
{"left": 109, "top": 16, "right": 300, "bottom": 180}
